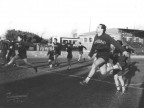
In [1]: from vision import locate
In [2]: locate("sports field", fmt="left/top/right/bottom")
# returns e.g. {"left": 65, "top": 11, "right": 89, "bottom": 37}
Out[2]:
{"left": 0, "top": 57, "right": 144, "bottom": 108}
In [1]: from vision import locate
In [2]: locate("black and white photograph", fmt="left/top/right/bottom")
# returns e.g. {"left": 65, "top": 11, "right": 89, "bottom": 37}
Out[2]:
{"left": 0, "top": 0, "right": 144, "bottom": 108}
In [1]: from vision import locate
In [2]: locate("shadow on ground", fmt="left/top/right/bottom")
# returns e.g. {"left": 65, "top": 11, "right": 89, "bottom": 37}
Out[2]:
{"left": 124, "top": 62, "right": 140, "bottom": 87}
{"left": 0, "top": 67, "right": 116, "bottom": 108}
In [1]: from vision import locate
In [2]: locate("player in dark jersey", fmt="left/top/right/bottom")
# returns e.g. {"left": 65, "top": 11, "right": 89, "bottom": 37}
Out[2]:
{"left": 0, "top": 36, "right": 9, "bottom": 65}
{"left": 4, "top": 36, "right": 37, "bottom": 72}
{"left": 108, "top": 40, "right": 127, "bottom": 94}
{"left": 77, "top": 42, "right": 87, "bottom": 62}
{"left": 66, "top": 43, "right": 73, "bottom": 69}
{"left": 123, "top": 45, "right": 134, "bottom": 66}
{"left": 53, "top": 38, "right": 61, "bottom": 67}
{"left": 47, "top": 45, "right": 54, "bottom": 68}
{"left": 80, "top": 24, "right": 128, "bottom": 86}
{"left": 6, "top": 40, "right": 16, "bottom": 66}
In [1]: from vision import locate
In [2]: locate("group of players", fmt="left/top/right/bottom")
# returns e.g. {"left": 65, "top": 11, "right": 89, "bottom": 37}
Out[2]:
{"left": 0, "top": 36, "right": 37, "bottom": 72}
{"left": 0, "top": 35, "right": 87, "bottom": 71}
{"left": 0, "top": 24, "right": 133, "bottom": 94}
{"left": 47, "top": 38, "right": 87, "bottom": 69}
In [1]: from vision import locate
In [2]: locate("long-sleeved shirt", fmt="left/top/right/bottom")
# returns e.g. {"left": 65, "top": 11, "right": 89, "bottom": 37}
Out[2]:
{"left": 0, "top": 40, "right": 9, "bottom": 52}
{"left": 17, "top": 41, "right": 35, "bottom": 55}
{"left": 66, "top": 45, "right": 72, "bottom": 55}
{"left": 53, "top": 42, "right": 61, "bottom": 54}
{"left": 78, "top": 45, "right": 87, "bottom": 51}
{"left": 47, "top": 50, "right": 54, "bottom": 59}
{"left": 89, "top": 33, "right": 125, "bottom": 57}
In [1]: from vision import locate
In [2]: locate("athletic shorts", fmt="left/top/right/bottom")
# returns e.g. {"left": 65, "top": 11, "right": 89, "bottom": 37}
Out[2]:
{"left": 49, "top": 57, "right": 54, "bottom": 61}
{"left": 8, "top": 52, "right": 16, "bottom": 57}
{"left": 113, "top": 69, "right": 124, "bottom": 76}
{"left": 18, "top": 54, "right": 27, "bottom": 59}
{"left": 67, "top": 54, "right": 72, "bottom": 59}
{"left": 54, "top": 52, "right": 61, "bottom": 55}
{"left": 79, "top": 51, "right": 83, "bottom": 55}
{"left": 118, "top": 56, "right": 127, "bottom": 67}
{"left": 96, "top": 52, "right": 110, "bottom": 63}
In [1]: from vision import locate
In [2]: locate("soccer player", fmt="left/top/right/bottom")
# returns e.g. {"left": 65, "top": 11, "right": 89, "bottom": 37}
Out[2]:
{"left": 53, "top": 38, "right": 61, "bottom": 67}
{"left": 123, "top": 45, "right": 134, "bottom": 66}
{"left": 66, "top": 43, "right": 73, "bottom": 69}
{"left": 80, "top": 24, "right": 128, "bottom": 85}
{"left": 0, "top": 36, "right": 9, "bottom": 65}
{"left": 77, "top": 42, "right": 87, "bottom": 62}
{"left": 4, "top": 36, "right": 37, "bottom": 72}
{"left": 6, "top": 40, "right": 16, "bottom": 66}
{"left": 111, "top": 41, "right": 127, "bottom": 94}
{"left": 47, "top": 45, "right": 54, "bottom": 68}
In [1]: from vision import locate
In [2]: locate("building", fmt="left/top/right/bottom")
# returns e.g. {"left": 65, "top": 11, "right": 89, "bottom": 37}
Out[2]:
{"left": 50, "top": 36, "right": 79, "bottom": 45}
{"left": 78, "top": 28, "right": 144, "bottom": 50}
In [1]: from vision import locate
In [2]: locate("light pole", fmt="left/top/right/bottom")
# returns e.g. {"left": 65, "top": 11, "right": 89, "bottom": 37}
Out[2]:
{"left": 89, "top": 16, "right": 91, "bottom": 32}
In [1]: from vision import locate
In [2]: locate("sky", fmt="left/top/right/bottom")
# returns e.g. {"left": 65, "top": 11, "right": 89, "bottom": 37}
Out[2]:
{"left": 0, "top": 0, "right": 144, "bottom": 38}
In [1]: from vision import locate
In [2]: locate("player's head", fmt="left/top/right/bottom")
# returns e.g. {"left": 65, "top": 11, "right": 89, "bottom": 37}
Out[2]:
{"left": 54, "top": 38, "right": 57, "bottom": 43}
{"left": 79, "top": 42, "right": 81, "bottom": 45}
{"left": 17, "top": 35, "right": 23, "bottom": 41}
{"left": 49, "top": 45, "right": 53, "bottom": 51}
{"left": 96, "top": 24, "right": 106, "bottom": 34}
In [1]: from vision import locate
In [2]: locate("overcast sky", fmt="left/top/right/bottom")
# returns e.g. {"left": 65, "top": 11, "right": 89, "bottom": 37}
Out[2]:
{"left": 0, "top": 0, "right": 144, "bottom": 38}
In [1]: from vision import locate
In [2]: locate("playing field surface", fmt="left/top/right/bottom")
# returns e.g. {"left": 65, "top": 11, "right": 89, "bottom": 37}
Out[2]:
{"left": 0, "top": 57, "right": 144, "bottom": 108}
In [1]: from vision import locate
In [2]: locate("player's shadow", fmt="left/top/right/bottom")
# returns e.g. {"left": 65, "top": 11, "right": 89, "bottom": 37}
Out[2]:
{"left": 124, "top": 61, "right": 140, "bottom": 88}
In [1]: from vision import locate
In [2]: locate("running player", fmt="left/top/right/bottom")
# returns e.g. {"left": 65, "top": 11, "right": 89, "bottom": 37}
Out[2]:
{"left": 111, "top": 41, "right": 127, "bottom": 94}
{"left": 6, "top": 40, "right": 16, "bottom": 66}
{"left": 123, "top": 45, "right": 134, "bottom": 66}
{"left": 77, "top": 42, "right": 87, "bottom": 62}
{"left": 53, "top": 38, "right": 61, "bottom": 67}
{"left": 66, "top": 43, "right": 73, "bottom": 69}
{"left": 4, "top": 36, "right": 37, "bottom": 72}
{"left": 80, "top": 24, "right": 128, "bottom": 85}
{"left": 47, "top": 45, "right": 54, "bottom": 68}
{"left": 0, "top": 36, "right": 9, "bottom": 65}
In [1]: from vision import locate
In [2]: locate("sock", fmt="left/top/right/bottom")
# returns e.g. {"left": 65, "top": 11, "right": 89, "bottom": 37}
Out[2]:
{"left": 122, "top": 86, "right": 126, "bottom": 92}
{"left": 117, "top": 86, "right": 120, "bottom": 91}
{"left": 85, "top": 77, "right": 91, "bottom": 83}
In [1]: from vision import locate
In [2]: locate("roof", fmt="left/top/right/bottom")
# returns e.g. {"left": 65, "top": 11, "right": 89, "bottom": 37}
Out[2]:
{"left": 106, "top": 28, "right": 120, "bottom": 34}
{"left": 119, "top": 28, "right": 144, "bottom": 38}
{"left": 79, "top": 28, "right": 120, "bottom": 36}
{"left": 79, "top": 28, "right": 144, "bottom": 38}
{"left": 79, "top": 31, "right": 96, "bottom": 36}
{"left": 60, "top": 37, "right": 79, "bottom": 39}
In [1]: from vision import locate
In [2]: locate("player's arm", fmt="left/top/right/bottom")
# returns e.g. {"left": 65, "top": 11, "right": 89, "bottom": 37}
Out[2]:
{"left": 108, "top": 36, "right": 128, "bottom": 57}
{"left": 6, "top": 50, "right": 9, "bottom": 58}
{"left": 88, "top": 35, "right": 97, "bottom": 58}
{"left": 83, "top": 46, "right": 87, "bottom": 50}
{"left": 108, "top": 36, "right": 125, "bottom": 53}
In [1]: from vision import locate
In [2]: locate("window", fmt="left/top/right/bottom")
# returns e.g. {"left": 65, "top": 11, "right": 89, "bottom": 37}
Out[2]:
{"left": 84, "top": 38, "right": 87, "bottom": 42}
{"left": 89, "top": 38, "right": 92, "bottom": 42}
